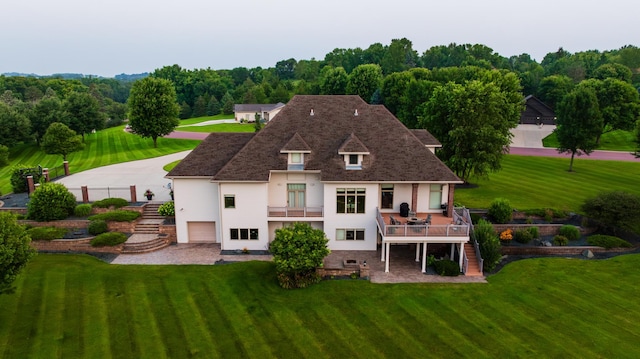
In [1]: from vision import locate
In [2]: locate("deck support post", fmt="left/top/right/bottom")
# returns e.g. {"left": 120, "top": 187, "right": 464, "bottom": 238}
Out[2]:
{"left": 385, "top": 242, "right": 390, "bottom": 273}
{"left": 421, "top": 243, "right": 428, "bottom": 273}
{"left": 415, "top": 243, "right": 420, "bottom": 262}
{"left": 459, "top": 242, "right": 465, "bottom": 271}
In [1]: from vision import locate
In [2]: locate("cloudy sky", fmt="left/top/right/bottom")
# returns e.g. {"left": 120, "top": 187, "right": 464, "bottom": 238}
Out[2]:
{"left": 2, "top": 0, "right": 637, "bottom": 77}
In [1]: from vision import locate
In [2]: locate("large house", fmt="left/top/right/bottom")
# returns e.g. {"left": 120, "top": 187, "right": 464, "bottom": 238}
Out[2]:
{"left": 167, "top": 95, "right": 472, "bottom": 273}
{"left": 234, "top": 103, "right": 285, "bottom": 123}
{"left": 519, "top": 95, "right": 556, "bottom": 125}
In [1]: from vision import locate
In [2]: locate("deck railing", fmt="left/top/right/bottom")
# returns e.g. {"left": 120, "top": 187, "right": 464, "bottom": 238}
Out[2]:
{"left": 456, "top": 206, "right": 484, "bottom": 273}
{"left": 376, "top": 208, "right": 469, "bottom": 238}
{"left": 267, "top": 206, "right": 324, "bottom": 218}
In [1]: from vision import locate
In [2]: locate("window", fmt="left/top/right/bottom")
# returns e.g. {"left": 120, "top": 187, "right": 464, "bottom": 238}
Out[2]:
{"left": 287, "top": 184, "right": 306, "bottom": 208}
{"left": 429, "top": 184, "right": 443, "bottom": 209}
{"left": 381, "top": 184, "right": 394, "bottom": 209}
{"left": 344, "top": 154, "right": 362, "bottom": 170}
{"left": 336, "top": 188, "right": 365, "bottom": 214}
{"left": 230, "top": 228, "right": 259, "bottom": 240}
{"left": 224, "top": 195, "right": 235, "bottom": 208}
{"left": 336, "top": 229, "right": 365, "bottom": 241}
{"left": 288, "top": 153, "right": 304, "bottom": 170}
{"left": 291, "top": 153, "right": 302, "bottom": 163}
{"left": 349, "top": 154, "right": 358, "bottom": 165}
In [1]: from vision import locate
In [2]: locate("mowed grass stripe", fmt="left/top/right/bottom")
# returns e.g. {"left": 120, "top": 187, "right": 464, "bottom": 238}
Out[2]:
{"left": 82, "top": 270, "right": 112, "bottom": 358}
{"left": 62, "top": 274, "right": 84, "bottom": 357}
{"left": 106, "top": 277, "right": 141, "bottom": 358}
{"left": 36, "top": 270, "right": 67, "bottom": 358}
{"left": 125, "top": 280, "right": 168, "bottom": 359}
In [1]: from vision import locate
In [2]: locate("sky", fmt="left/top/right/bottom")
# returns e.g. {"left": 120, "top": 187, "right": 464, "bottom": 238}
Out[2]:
{"left": 2, "top": 0, "right": 638, "bottom": 77}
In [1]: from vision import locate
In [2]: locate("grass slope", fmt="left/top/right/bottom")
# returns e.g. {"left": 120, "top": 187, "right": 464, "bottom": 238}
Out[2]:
{"left": 455, "top": 155, "right": 640, "bottom": 212}
{"left": 543, "top": 129, "right": 637, "bottom": 151}
{"left": 1, "top": 254, "right": 639, "bottom": 358}
{"left": 0, "top": 126, "right": 200, "bottom": 195}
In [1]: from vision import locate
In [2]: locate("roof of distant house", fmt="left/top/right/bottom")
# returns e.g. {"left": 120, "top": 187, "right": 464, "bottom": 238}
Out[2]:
{"left": 233, "top": 103, "right": 285, "bottom": 113}
{"left": 520, "top": 95, "right": 556, "bottom": 124}
{"left": 170, "top": 95, "right": 461, "bottom": 183}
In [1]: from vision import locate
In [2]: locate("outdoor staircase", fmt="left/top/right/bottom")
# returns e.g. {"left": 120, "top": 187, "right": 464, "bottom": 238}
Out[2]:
{"left": 122, "top": 202, "right": 170, "bottom": 254}
{"left": 464, "top": 245, "right": 483, "bottom": 277}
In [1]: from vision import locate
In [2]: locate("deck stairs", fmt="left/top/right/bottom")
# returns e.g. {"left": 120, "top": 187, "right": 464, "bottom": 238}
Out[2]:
{"left": 464, "top": 245, "right": 483, "bottom": 277}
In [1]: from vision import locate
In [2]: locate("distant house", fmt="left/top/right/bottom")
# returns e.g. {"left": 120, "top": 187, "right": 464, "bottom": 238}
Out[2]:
{"left": 167, "top": 95, "right": 475, "bottom": 274}
{"left": 520, "top": 95, "right": 556, "bottom": 125}
{"left": 234, "top": 103, "right": 285, "bottom": 123}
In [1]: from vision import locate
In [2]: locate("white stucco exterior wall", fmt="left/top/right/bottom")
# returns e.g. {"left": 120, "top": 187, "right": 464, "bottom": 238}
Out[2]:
{"left": 173, "top": 178, "right": 220, "bottom": 243}
{"left": 267, "top": 172, "right": 323, "bottom": 208}
{"left": 219, "top": 183, "right": 269, "bottom": 251}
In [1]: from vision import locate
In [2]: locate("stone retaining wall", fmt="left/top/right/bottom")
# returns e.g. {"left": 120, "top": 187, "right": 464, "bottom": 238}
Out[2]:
{"left": 31, "top": 238, "right": 123, "bottom": 254}
{"left": 160, "top": 223, "right": 177, "bottom": 243}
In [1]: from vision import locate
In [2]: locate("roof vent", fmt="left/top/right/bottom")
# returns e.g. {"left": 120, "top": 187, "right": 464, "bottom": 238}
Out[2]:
{"left": 354, "top": 109, "right": 358, "bottom": 116}
{"left": 310, "top": 109, "right": 314, "bottom": 116}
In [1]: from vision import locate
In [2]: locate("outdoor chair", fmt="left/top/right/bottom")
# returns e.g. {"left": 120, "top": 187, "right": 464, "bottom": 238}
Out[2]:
{"left": 426, "top": 214, "right": 432, "bottom": 224}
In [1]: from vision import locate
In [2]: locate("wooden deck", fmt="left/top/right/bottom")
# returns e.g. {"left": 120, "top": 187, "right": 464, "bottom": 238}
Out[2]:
{"left": 379, "top": 212, "right": 453, "bottom": 226}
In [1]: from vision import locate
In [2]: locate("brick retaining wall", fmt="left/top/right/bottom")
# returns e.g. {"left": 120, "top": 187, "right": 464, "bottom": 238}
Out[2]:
{"left": 31, "top": 238, "right": 123, "bottom": 254}
{"left": 20, "top": 219, "right": 90, "bottom": 228}
{"left": 160, "top": 223, "right": 177, "bottom": 243}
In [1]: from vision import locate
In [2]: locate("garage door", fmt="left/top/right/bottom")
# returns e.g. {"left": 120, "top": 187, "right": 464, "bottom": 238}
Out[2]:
{"left": 188, "top": 222, "right": 217, "bottom": 243}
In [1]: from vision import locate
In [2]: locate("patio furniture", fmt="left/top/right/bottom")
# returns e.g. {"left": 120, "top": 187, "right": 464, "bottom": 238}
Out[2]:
{"left": 426, "top": 214, "right": 432, "bottom": 224}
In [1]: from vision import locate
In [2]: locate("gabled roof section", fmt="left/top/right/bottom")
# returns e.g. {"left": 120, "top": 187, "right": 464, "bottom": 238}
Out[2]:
{"left": 234, "top": 103, "right": 285, "bottom": 113}
{"left": 280, "top": 132, "right": 311, "bottom": 153}
{"left": 410, "top": 129, "right": 442, "bottom": 148}
{"left": 520, "top": 95, "right": 556, "bottom": 124}
{"left": 166, "top": 133, "right": 254, "bottom": 177}
{"left": 338, "top": 133, "right": 370, "bottom": 154}
{"left": 212, "top": 95, "right": 461, "bottom": 183}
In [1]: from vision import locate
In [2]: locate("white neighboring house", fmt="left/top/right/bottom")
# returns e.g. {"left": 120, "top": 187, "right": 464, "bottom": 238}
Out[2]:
{"left": 167, "top": 95, "right": 472, "bottom": 273}
{"left": 234, "top": 103, "right": 285, "bottom": 123}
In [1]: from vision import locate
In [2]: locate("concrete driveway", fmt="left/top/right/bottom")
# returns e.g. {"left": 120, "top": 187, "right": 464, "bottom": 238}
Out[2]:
{"left": 56, "top": 150, "right": 191, "bottom": 202}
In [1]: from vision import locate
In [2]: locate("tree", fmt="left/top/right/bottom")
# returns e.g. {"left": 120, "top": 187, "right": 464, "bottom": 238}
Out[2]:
{"left": 593, "top": 63, "right": 633, "bottom": 82}
{"left": 0, "top": 211, "right": 36, "bottom": 295}
{"left": 0, "top": 102, "right": 31, "bottom": 148}
{"left": 581, "top": 191, "right": 640, "bottom": 234}
{"left": 254, "top": 112, "right": 263, "bottom": 132}
{"left": 555, "top": 86, "right": 603, "bottom": 171}
{"left": 346, "top": 64, "right": 383, "bottom": 103}
{"left": 473, "top": 219, "right": 501, "bottom": 272}
{"left": 319, "top": 66, "right": 348, "bottom": 95}
{"left": 128, "top": 77, "right": 180, "bottom": 148}
{"left": 220, "top": 92, "right": 235, "bottom": 115}
{"left": 269, "top": 222, "right": 330, "bottom": 289}
{"left": 64, "top": 91, "right": 104, "bottom": 141}
{"left": 538, "top": 75, "right": 574, "bottom": 109}
{"left": 206, "top": 95, "right": 220, "bottom": 116}
{"left": 41, "top": 122, "right": 84, "bottom": 161}
{"left": 420, "top": 79, "right": 522, "bottom": 182}
{"left": 380, "top": 38, "right": 418, "bottom": 74}
{"left": 27, "top": 182, "right": 77, "bottom": 221}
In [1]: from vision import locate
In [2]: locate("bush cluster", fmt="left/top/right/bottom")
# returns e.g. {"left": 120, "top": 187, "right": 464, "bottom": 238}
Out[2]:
{"left": 27, "top": 183, "right": 77, "bottom": 221}
{"left": 88, "top": 219, "right": 108, "bottom": 235}
{"left": 524, "top": 208, "right": 569, "bottom": 221}
{"left": 10, "top": 164, "right": 44, "bottom": 194}
{"left": 88, "top": 210, "right": 140, "bottom": 222}
{"left": 26, "top": 226, "right": 67, "bottom": 241}
{"left": 473, "top": 219, "right": 501, "bottom": 272}
{"left": 513, "top": 229, "right": 534, "bottom": 244}
{"left": 157, "top": 201, "right": 175, "bottom": 216}
{"left": 586, "top": 235, "right": 632, "bottom": 249}
{"left": 92, "top": 198, "right": 129, "bottom": 209}
{"left": 553, "top": 235, "right": 568, "bottom": 246}
{"left": 74, "top": 204, "right": 92, "bottom": 217}
{"left": 90, "top": 232, "right": 127, "bottom": 247}
{"left": 581, "top": 191, "right": 640, "bottom": 234}
{"left": 488, "top": 198, "right": 512, "bottom": 224}
{"left": 433, "top": 260, "right": 460, "bottom": 276}
{"left": 558, "top": 225, "right": 580, "bottom": 241}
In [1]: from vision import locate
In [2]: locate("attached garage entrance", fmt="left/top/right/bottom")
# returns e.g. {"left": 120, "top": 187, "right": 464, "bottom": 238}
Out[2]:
{"left": 187, "top": 222, "right": 217, "bottom": 243}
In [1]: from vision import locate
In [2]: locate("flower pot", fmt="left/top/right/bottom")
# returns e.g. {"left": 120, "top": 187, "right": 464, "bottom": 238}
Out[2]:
{"left": 146, "top": 195, "right": 153, "bottom": 200}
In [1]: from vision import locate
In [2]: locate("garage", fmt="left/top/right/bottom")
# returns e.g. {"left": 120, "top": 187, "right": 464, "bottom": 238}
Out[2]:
{"left": 187, "top": 222, "right": 217, "bottom": 242}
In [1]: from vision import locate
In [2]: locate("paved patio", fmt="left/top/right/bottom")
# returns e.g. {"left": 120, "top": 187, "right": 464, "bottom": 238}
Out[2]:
{"left": 111, "top": 243, "right": 486, "bottom": 284}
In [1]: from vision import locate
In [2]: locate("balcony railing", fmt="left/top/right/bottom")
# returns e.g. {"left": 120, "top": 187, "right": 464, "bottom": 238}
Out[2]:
{"left": 376, "top": 208, "right": 469, "bottom": 238}
{"left": 267, "top": 206, "right": 324, "bottom": 218}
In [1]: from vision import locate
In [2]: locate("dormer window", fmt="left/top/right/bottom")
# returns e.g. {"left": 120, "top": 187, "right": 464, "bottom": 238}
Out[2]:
{"left": 288, "top": 152, "right": 304, "bottom": 171}
{"left": 345, "top": 154, "right": 363, "bottom": 170}
{"left": 338, "top": 133, "right": 369, "bottom": 171}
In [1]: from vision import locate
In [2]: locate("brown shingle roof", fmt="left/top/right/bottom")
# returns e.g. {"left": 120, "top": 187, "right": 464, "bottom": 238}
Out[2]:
{"left": 210, "top": 95, "right": 461, "bottom": 183}
{"left": 410, "top": 129, "right": 442, "bottom": 147}
{"left": 281, "top": 132, "right": 311, "bottom": 152}
{"left": 338, "top": 133, "right": 370, "bottom": 154}
{"left": 166, "top": 133, "right": 254, "bottom": 177}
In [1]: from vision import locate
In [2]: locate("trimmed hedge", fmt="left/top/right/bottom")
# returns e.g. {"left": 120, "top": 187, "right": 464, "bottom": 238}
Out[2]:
{"left": 74, "top": 204, "right": 92, "bottom": 217}
{"left": 92, "top": 198, "right": 129, "bottom": 209}
{"left": 27, "top": 183, "right": 77, "bottom": 221}
{"left": 26, "top": 226, "right": 68, "bottom": 241}
{"left": 587, "top": 235, "right": 632, "bottom": 249}
{"left": 558, "top": 225, "right": 580, "bottom": 241}
{"left": 90, "top": 232, "right": 128, "bottom": 247}
{"left": 433, "top": 260, "right": 460, "bottom": 276}
{"left": 88, "top": 219, "right": 108, "bottom": 235}
{"left": 88, "top": 210, "right": 140, "bottom": 222}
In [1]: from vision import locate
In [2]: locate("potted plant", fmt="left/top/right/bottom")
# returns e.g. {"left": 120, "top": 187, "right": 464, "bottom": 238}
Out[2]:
{"left": 170, "top": 190, "right": 174, "bottom": 200}
{"left": 144, "top": 189, "right": 154, "bottom": 200}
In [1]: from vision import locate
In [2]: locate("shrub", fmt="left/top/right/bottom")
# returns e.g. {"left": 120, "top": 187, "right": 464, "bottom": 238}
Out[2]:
{"left": 26, "top": 226, "right": 67, "bottom": 241}
{"left": 90, "top": 232, "right": 127, "bottom": 247}
{"left": 88, "top": 219, "right": 108, "bottom": 235}
{"left": 74, "top": 204, "right": 92, "bottom": 217}
{"left": 513, "top": 229, "right": 534, "bottom": 244}
{"left": 558, "top": 225, "right": 580, "bottom": 241}
{"left": 473, "top": 219, "right": 501, "bottom": 272}
{"left": 553, "top": 235, "right": 568, "bottom": 246}
{"left": 270, "top": 222, "right": 330, "bottom": 289}
{"left": 582, "top": 191, "right": 640, "bottom": 234}
{"left": 0, "top": 212, "right": 37, "bottom": 294}
{"left": 157, "top": 201, "right": 175, "bottom": 216}
{"left": 525, "top": 208, "right": 568, "bottom": 221}
{"left": 586, "top": 235, "right": 632, "bottom": 249}
{"left": 11, "top": 164, "right": 44, "bottom": 194}
{"left": 27, "top": 183, "right": 77, "bottom": 221}
{"left": 488, "top": 198, "right": 512, "bottom": 224}
{"left": 88, "top": 210, "right": 140, "bottom": 222}
{"left": 499, "top": 229, "right": 513, "bottom": 242}
{"left": 92, "top": 198, "right": 129, "bottom": 209}
{"left": 433, "top": 260, "right": 460, "bottom": 276}
{"left": 527, "top": 226, "right": 540, "bottom": 239}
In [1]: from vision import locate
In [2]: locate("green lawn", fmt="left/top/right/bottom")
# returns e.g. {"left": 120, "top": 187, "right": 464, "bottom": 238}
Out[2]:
{"left": 455, "top": 154, "right": 640, "bottom": 212}
{"left": 543, "top": 129, "right": 637, "bottom": 151}
{"left": 1, "top": 254, "right": 639, "bottom": 358}
{"left": 176, "top": 123, "right": 255, "bottom": 132}
{"left": 177, "top": 114, "right": 234, "bottom": 125}
{"left": 0, "top": 126, "right": 200, "bottom": 195}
